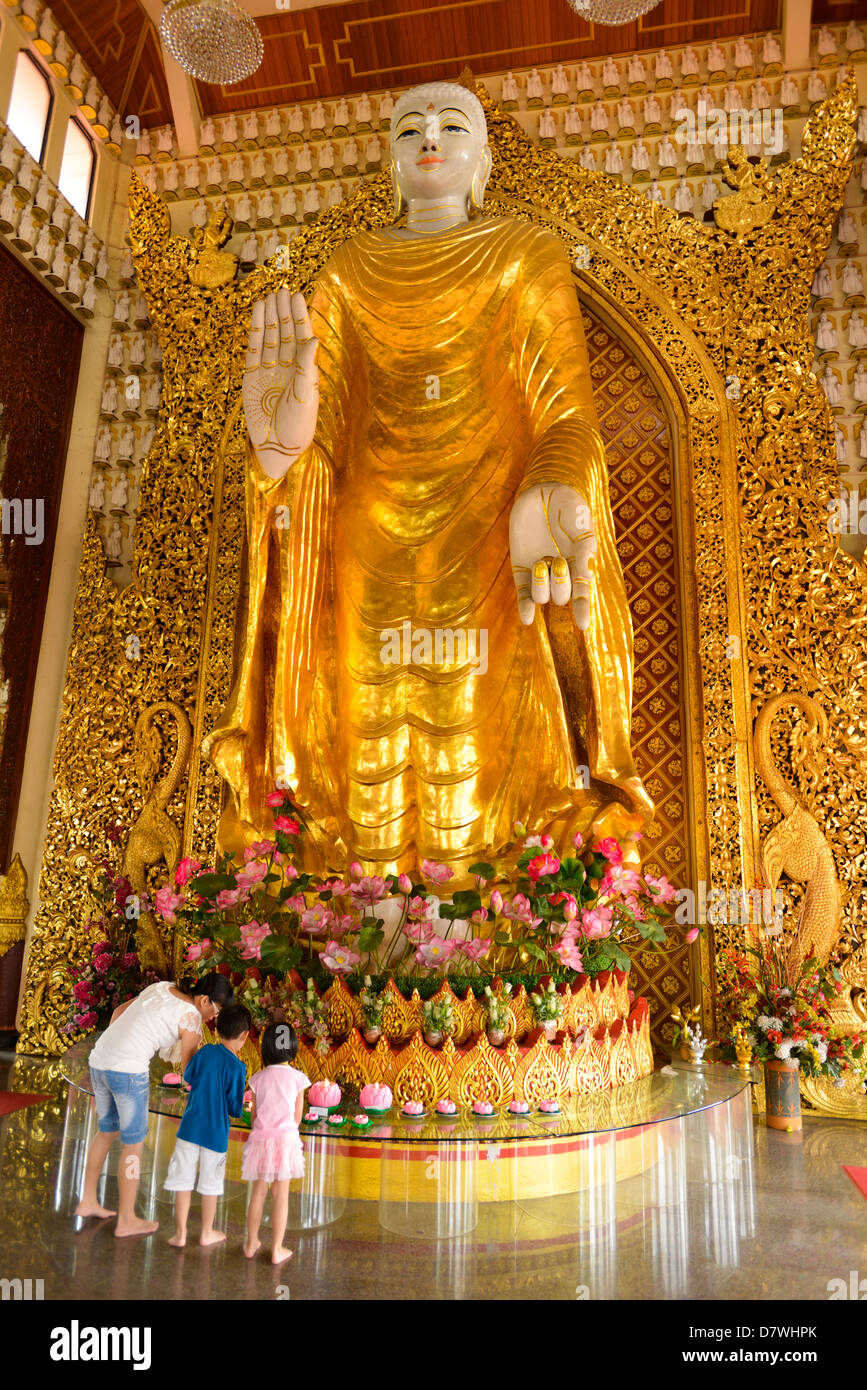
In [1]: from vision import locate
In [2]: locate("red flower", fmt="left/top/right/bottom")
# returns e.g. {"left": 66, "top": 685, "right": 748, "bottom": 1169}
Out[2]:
{"left": 273, "top": 815, "right": 300, "bottom": 835}
{"left": 527, "top": 853, "right": 561, "bottom": 882}
{"left": 767, "top": 1029, "right": 782, "bottom": 1045}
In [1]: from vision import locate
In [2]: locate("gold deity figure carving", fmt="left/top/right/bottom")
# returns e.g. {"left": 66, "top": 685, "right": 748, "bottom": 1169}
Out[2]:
{"left": 204, "top": 81, "right": 652, "bottom": 878}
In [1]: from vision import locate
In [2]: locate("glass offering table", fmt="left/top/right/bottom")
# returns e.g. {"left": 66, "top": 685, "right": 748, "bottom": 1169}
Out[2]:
{"left": 60, "top": 1039, "right": 755, "bottom": 1242}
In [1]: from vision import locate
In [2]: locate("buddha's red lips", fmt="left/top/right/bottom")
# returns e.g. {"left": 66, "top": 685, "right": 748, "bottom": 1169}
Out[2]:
{"left": 416, "top": 157, "right": 444, "bottom": 166}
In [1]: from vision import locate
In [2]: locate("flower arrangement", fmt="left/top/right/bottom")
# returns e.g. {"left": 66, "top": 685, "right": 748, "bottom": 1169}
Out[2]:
{"left": 529, "top": 979, "right": 564, "bottom": 1026}
{"left": 422, "top": 996, "right": 456, "bottom": 1039}
{"left": 718, "top": 931, "right": 865, "bottom": 1080}
{"left": 358, "top": 975, "right": 386, "bottom": 1030}
{"left": 483, "top": 983, "right": 513, "bottom": 1033}
{"left": 63, "top": 861, "right": 159, "bottom": 1035}
{"left": 286, "top": 977, "right": 332, "bottom": 1056}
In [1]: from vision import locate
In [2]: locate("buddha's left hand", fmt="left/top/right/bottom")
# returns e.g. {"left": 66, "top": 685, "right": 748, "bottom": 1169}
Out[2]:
{"left": 509, "top": 484, "right": 596, "bottom": 630}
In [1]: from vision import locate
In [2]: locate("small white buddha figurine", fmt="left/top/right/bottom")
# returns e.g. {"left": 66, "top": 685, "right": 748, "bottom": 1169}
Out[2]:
{"left": 342, "top": 136, "right": 359, "bottom": 168}
{"left": 734, "top": 37, "right": 754, "bottom": 71}
{"left": 162, "top": 163, "right": 178, "bottom": 193}
{"left": 141, "top": 422, "right": 156, "bottom": 452}
{"left": 89, "top": 472, "right": 106, "bottom": 511}
{"left": 264, "top": 109, "right": 282, "bottom": 139}
{"left": 539, "top": 108, "right": 556, "bottom": 141}
{"left": 848, "top": 310, "right": 867, "bottom": 349}
{"left": 378, "top": 91, "right": 394, "bottom": 122}
{"left": 707, "top": 42, "right": 726, "bottom": 74}
{"left": 579, "top": 146, "right": 597, "bottom": 171}
{"left": 762, "top": 33, "right": 782, "bottom": 66}
{"left": 575, "top": 61, "right": 593, "bottom": 94}
{"left": 837, "top": 209, "right": 858, "bottom": 245}
{"left": 355, "top": 93, "right": 372, "bottom": 126}
{"left": 118, "top": 423, "right": 136, "bottom": 459}
{"left": 110, "top": 115, "right": 124, "bottom": 146}
{"left": 260, "top": 230, "right": 280, "bottom": 262}
{"left": 16, "top": 150, "right": 37, "bottom": 195}
{"left": 15, "top": 205, "right": 35, "bottom": 249}
{"left": 83, "top": 77, "right": 101, "bottom": 111}
{"left": 590, "top": 100, "right": 610, "bottom": 135}
{"left": 199, "top": 116, "right": 216, "bottom": 146}
{"left": 32, "top": 225, "right": 51, "bottom": 265}
{"left": 234, "top": 191, "right": 253, "bottom": 224}
{"left": 0, "top": 185, "right": 19, "bottom": 231}
{"left": 50, "top": 243, "right": 67, "bottom": 282}
{"left": 604, "top": 143, "right": 624, "bottom": 176}
{"left": 221, "top": 114, "right": 238, "bottom": 144}
{"left": 780, "top": 74, "right": 800, "bottom": 107}
{"left": 136, "top": 128, "right": 152, "bottom": 160}
{"left": 0, "top": 129, "right": 21, "bottom": 173}
{"left": 812, "top": 262, "right": 833, "bottom": 298}
{"left": 202, "top": 155, "right": 220, "bottom": 187}
{"left": 191, "top": 197, "right": 208, "bottom": 229}
{"left": 110, "top": 472, "right": 129, "bottom": 509}
{"left": 646, "top": 178, "right": 664, "bottom": 203}
{"left": 854, "top": 362, "right": 867, "bottom": 404}
{"left": 552, "top": 65, "right": 569, "bottom": 100}
{"left": 184, "top": 159, "right": 200, "bottom": 191}
{"left": 669, "top": 86, "right": 688, "bottom": 120}
{"left": 673, "top": 177, "right": 693, "bottom": 213}
{"left": 230, "top": 152, "right": 247, "bottom": 182}
{"left": 241, "top": 111, "right": 259, "bottom": 142}
{"left": 751, "top": 80, "right": 770, "bottom": 110}
{"left": 655, "top": 50, "right": 673, "bottom": 82}
{"left": 685, "top": 133, "right": 705, "bottom": 168}
{"left": 627, "top": 56, "right": 646, "bottom": 87}
{"left": 156, "top": 126, "right": 175, "bottom": 156}
{"left": 101, "top": 378, "right": 119, "bottom": 415}
{"left": 807, "top": 69, "right": 827, "bottom": 104}
{"left": 723, "top": 81, "right": 744, "bottom": 113}
{"left": 35, "top": 173, "right": 54, "bottom": 216}
{"left": 657, "top": 135, "right": 677, "bottom": 170}
{"left": 82, "top": 280, "right": 97, "bottom": 314}
{"left": 815, "top": 310, "right": 838, "bottom": 352}
{"left": 65, "top": 259, "right": 83, "bottom": 298}
{"left": 273, "top": 146, "right": 290, "bottom": 178}
{"left": 249, "top": 150, "right": 267, "bottom": 180}
{"left": 616, "top": 97, "right": 635, "bottom": 129}
{"left": 700, "top": 175, "right": 720, "bottom": 211}
{"left": 333, "top": 97, "right": 350, "bottom": 128}
{"left": 835, "top": 423, "right": 847, "bottom": 465}
{"left": 105, "top": 520, "right": 123, "bottom": 564}
{"left": 97, "top": 96, "right": 113, "bottom": 129}
{"left": 302, "top": 183, "right": 321, "bottom": 218}
{"left": 107, "top": 332, "right": 125, "bottom": 370}
{"left": 501, "top": 72, "right": 518, "bottom": 104}
{"left": 833, "top": 63, "right": 849, "bottom": 88}
{"left": 310, "top": 101, "right": 326, "bottom": 132}
{"left": 258, "top": 189, "right": 275, "bottom": 222}
{"left": 601, "top": 57, "right": 620, "bottom": 90}
{"left": 364, "top": 134, "right": 381, "bottom": 165}
{"left": 643, "top": 93, "right": 662, "bottom": 125}
{"left": 95, "top": 424, "right": 112, "bottom": 463}
{"left": 288, "top": 106, "right": 304, "bottom": 136}
{"left": 817, "top": 26, "right": 838, "bottom": 59}
{"left": 129, "top": 331, "right": 147, "bottom": 367}
{"left": 239, "top": 232, "right": 258, "bottom": 263}
{"left": 860, "top": 420, "right": 867, "bottom": 460}
{"left": 846, "top": 21, "right": 866, "bottom": 54}
{"left": 318, "top": 139, "right": 335, "bottom": 171}
{"left": 55, "top": 31, "right": 73, "bottom": 68}
{"left": 631, "top": 138, "right": 650, "bottom": 173}
{"left": 280, "top": 187, "right": 297, "bottom": 220}
{"left": 143, "top": 375, "right": 161, "bottom": 412}
{"left": 843, "top": 259, "right": 865, "bottom": 298}
{"left": 295, "top": 143, "right": 313, "bottom": 174}
{"left": 526, "top": 69, "right": 544, "bottom": 103}
{"left": 565, "top": 105, "right": 582, "bottom": 140}
{"left": 821, "top": 366, "right": 842, "bottom": 407}
{"left": 712, "top": 125, "right": 730, "bottom": 163}
{"left": 680, "top": 46, "right": 699, "bottom": 79}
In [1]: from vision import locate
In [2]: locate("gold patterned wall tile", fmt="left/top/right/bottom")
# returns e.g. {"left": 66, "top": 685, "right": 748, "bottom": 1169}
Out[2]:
{"left": 451, "top": 1032, "right": 513, "bottom": 1106}
{"left": 513, "top": 1037, "right": 563, "bottom": 1104}
{"left": 392, "top": 1031, "right": 450, "bottom": 1107}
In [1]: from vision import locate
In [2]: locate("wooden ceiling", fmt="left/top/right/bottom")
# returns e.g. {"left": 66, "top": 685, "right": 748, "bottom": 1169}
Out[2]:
{"left": 49, "top": 0, "right": 784, "bottom": 125}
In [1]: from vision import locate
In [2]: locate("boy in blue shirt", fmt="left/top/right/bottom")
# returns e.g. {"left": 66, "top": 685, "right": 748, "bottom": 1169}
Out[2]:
{"left": 165, "top": 1003, "right": 250, "bottom": 1246}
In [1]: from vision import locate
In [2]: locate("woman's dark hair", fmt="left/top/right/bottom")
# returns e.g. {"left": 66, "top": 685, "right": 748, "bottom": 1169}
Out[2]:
{"left": 217, "top": 1003, "right": 252, "bottom": 1040}
{"left": 183, "top": 971, "right": 234, "bottom": 1008}
{"left": 261, "top": 1021, "right": 298, "bottom": 1066}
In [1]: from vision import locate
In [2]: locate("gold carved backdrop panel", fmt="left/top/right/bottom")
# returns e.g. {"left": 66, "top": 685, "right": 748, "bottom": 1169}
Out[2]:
{"left": 584, "top": 311, "right": 692, "bottom": 1045}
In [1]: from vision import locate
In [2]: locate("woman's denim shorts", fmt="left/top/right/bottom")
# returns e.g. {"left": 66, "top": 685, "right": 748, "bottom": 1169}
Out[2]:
{"left": 89, "top": 1067, "right": 150, "bottom": 1145}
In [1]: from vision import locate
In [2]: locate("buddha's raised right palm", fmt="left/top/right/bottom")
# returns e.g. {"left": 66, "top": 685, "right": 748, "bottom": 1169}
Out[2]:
{"left": 243, "top": 287, "right": 320, "bottom": 480}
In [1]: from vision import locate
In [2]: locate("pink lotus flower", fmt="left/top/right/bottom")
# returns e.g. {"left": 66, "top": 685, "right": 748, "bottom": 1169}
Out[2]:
{"left": 549, "top": 890, "right": 578, "bottom": 920}
{"left": 300, "top": 903, "right": 334, "bottom": 936}
{"left": 573, "top": 832, "right": 584, "bottom": 849}
{"left": 284, "top": 892, "right": 307, "bottom": 913}
{"left": 330, "top": 914, "right": 356, "bottom": 940}
{"left": 554, "top": 937, "right": 584, "bottom": 971}
{"left": 645, "top": 873, "right": 677, "bottom": 903}
{"left": 239, "top": 921, "right": 271, "bottom": 960}
{"left": 404, "top": 919, "right": 435, "bottom": 945}
{"left": 472, "top": 1100, "right": 493, "bottom": 1115}
{"left": 415, "top": 936, "right": 458, "bottom": 967}
{"left": 407, "top": 895, "right": 435, "bottom": 921}
{"left": 501, "top": 893, "right": 542, "bottom": 927}
{"left": 600, "top": 865, "right": 642, "bottom": 897}
{"left": 460, "top": 937, "right": 491, "bottom": 963}
{"left": 539, "top": 1098, "right": 560, "bottom": 1113}
{"left": 509, "top": 1099, "right": 530, "bottom": 1114}
{"left": 216, "top": 887, "right": 245, "bottom": 910}
{"left": 470, "top": 907, "right": 489, "bottom": 925}
{"left": 249, "top": 839, "right": 276, "bottom": 858}
{"left": 266, "top": 790, "right": 286, "bottom": 807}
{"left": 273, "top": 815, "right": 300, "bottom": 835}
{"left": 490, "top": 889, "right": 504, "bottom": 914}
{"left": 397, "top": 873, "right": 413, "bottom": 895}
{"left": 527, "top": 852, "right": 561, "bottom": 881}
{"left": 309, "top": 1081, "right": 341, "bottom": 1108}
{"left": 162, "top": 1072, "right": 183, "bottom": 1086}
{"left": 350, "top": 861, "right": 363, "bottom": 878}
{"left": 174, "top": 857, "right": 202, "bottom": 887}
{"left": 684, "top": 927, "right": 700, "bottom": 944}
{"left": 596, "top": 837, "right": 623, "bottom": 865}
{"left": 421, "top": 859, "right": 454, "bottom": 885}
{"left": 321, "top": 940, "right": 362, "bottom": 974}
{"left": 578, "top": 907, "right": 613, "bottom": 939}
{"left": 349, "top": 876, "right": 387, "bottom": 907}
{"left": 436, "top": 1098, "right": 457, "bottom": 1114}
{"left": 236, "top": 859, "right": 268, "bottom": 891}
{"left": 325, "top": 878, "right": 349, "bottom": 896}
{"left": 360, "top": 1083, "right": 392, "bottom": 1110}
{"left": 185, "top": 937, "right": 211, "bottom": 962}
{"left": 403, "top": 1100, "right": 424, "bottom": 1115}
{"left": 154, "top": 885, "right": 185, "bottom": 923}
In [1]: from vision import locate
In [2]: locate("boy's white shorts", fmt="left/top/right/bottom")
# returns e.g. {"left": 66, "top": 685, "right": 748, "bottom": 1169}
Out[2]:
{"left": 164, "top": 1137, "right": 227, "bottom": 1196}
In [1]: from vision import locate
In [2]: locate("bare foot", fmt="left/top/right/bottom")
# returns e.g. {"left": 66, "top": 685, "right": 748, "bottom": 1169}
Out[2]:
{"left": 168, "top": 1232, "right": 187, "bottom": 1247}
{"left": 244, "top": 1239, "right": 262, "bottom": 1259}
{"left": 74, "top": 1202, "right": 116, "bottom": 1219}
{"left": 271, "top": 1247, "right": 294, "bottom": 1266}
{"left": 114, "top": 1217, "right": 159, "bottom": 1238}
{"left": 199, "top": 1230, "right": 226, "bottom": 1247}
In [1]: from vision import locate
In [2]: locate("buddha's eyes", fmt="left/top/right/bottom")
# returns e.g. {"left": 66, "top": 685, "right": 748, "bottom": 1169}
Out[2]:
{"left": 396, "top": 127, "right": 420, "bottom": 139}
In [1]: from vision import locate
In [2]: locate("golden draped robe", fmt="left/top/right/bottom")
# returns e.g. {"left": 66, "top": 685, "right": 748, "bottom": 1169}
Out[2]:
{"left": 205, "top": 216, "right": 653, "bottom": 875}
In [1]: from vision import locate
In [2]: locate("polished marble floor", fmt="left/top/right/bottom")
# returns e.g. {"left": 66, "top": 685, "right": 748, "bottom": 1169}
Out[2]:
{"left": 1, "top": 1051, "right": 865, "bottom": 1301}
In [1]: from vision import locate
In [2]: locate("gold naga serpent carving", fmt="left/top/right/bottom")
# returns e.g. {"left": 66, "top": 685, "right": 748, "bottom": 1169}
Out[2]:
{"left": 123, "top": 701, "right": 192, "bottom": 974}
{"left": 13, "top": 74, "right": 867, "bottom": 1122}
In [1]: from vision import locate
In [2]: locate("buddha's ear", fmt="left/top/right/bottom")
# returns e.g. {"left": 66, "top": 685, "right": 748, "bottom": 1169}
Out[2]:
{"left": 388, "top": 159, "right": 405, "bottom": 220}
{"left": 469, "top": 144, "right": 493, "bottom": 213}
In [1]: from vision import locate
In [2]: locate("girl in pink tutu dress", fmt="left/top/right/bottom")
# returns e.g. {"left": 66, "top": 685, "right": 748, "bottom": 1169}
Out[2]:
{"left": 242, "top": 1021, "right": 310, "bottom": 1265}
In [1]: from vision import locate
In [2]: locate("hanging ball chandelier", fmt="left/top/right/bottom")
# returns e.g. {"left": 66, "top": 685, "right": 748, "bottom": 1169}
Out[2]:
{"left": 159, "top": 0, "right": 264, "bottom": 85}
{"left": 567, "top": 0, "right": 662, "bottom": 24}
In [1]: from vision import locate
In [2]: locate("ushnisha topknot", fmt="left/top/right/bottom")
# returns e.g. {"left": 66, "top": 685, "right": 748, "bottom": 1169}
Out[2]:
{"left": 390, "top": 81, "right": 489, "bottom": 150}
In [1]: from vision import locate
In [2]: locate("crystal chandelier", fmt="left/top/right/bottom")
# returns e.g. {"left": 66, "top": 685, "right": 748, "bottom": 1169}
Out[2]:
{"left": 159, "top": 0, "right": 263, "bottom": 85}
{"left": 567, "top": 0, "right": 662, "bottom": 24}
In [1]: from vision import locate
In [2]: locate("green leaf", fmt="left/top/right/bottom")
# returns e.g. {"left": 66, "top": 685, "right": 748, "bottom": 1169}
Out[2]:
{"left": 522, "top": 941, "right": 548, "bottom": 963}
{"left": 468, "top": 862, "right": 496, "bottom": 880}
{"left": 494, "top": 932, "right": 514, "bottom": 947}
{"left": 190, "top": 872, "right": 237, "bottom": 897}
{"left": 358, "top": 924, "right": 385, "bottom": 954}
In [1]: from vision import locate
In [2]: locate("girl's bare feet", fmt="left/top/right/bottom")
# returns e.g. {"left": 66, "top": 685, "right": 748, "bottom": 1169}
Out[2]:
{"left": 168, "top": 1232, "right": 187, "bottom": 1247}
{"left": 74, "top": 1202, "right": 116, "bottom": 1219}
{"left": 199, "top": 1230, "right": 226, "bottom": 1247}
{"left": 244, "top": 1239, "right": 262, "bottom": 1259}
{"left": 271, "top": 1247, "right": 293, "bottom": 1266}
{"left": 114, "top": 1217, "right": 159, "bottom": 1238}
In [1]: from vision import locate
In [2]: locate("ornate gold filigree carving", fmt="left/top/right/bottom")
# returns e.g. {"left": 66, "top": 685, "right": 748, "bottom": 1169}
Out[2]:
{"left": 0, "top": 854, "right": 28, "bottom": 959}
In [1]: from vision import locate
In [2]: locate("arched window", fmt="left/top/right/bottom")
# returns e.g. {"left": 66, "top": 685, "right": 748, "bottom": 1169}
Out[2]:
{"left": 57, "top": 117, "right": 95, "bottom": 220}
{"left": 5, "top": 49, "right": 52, "bottom": 163}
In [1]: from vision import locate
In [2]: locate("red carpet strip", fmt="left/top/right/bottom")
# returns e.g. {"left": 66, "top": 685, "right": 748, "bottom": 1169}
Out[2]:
{"left": 0, "top": 1090, "right": 51, "bottom": 1116}
{"left": 842, "top": 1165, "right": 867, "bottom": 1202}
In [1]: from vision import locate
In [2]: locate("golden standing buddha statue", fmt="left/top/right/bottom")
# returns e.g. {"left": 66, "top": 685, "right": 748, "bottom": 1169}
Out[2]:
{"left": 204, "top": 82, "right": 652, "bottom": 878}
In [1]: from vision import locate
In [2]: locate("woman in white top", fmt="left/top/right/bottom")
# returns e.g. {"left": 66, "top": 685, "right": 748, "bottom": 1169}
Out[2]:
{"left": 75, "top": 972, "right": 233, "bottom": 1237}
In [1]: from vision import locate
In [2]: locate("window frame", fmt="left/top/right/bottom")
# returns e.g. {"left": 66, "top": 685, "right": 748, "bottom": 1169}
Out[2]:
{"left": 58, "top": 115, "right": 96, "bottom": 222}
{"left": 7, "top": 47, "right": 54, "bottom": 167}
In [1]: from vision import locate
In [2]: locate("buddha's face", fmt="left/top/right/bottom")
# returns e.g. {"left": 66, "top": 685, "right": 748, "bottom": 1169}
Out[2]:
{"left": 391, "top": 92, "right": 486, "bottom": 205}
